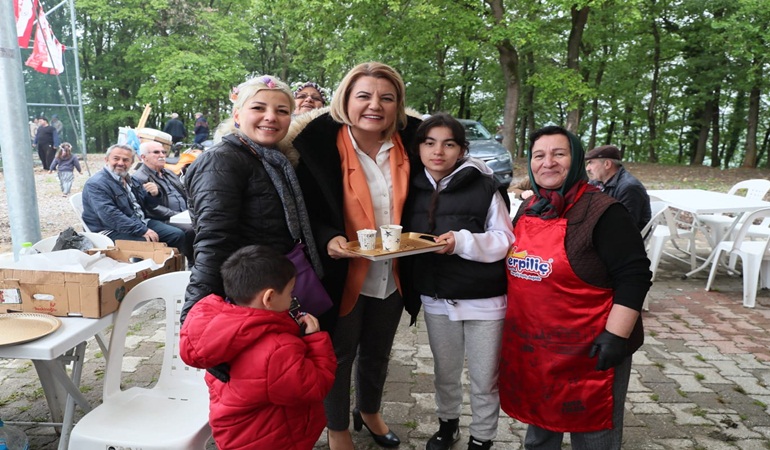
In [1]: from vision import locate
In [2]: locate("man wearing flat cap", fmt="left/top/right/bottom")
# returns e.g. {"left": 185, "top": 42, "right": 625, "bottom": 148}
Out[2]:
{"left": 585, "top": 145, "right": 651, "bottom": 231}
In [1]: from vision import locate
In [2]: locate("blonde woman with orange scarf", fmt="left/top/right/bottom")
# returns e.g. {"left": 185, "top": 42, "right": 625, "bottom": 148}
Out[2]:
{"left": 283, "top": 62, "right": 422, "bottom": 450}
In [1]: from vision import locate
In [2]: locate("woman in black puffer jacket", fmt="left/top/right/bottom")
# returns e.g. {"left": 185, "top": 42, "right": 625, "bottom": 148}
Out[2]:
{"left": 181, "top": 75, "right": 323, "bottom": 323}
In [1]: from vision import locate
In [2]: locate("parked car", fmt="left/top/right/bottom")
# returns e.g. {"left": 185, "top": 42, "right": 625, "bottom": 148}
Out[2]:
{"left": 458, "top": 119, "right": 513, "bottom": 187}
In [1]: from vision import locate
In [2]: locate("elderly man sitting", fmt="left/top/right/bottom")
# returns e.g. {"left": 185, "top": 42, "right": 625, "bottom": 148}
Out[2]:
{"left": 133, "top": 141, "right": 195, "bottom": 264}
{"left": 82, "top": 144, "right": 192, "bottom": 264}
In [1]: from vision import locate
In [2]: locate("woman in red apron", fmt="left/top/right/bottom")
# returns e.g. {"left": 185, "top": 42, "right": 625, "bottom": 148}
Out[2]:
{"left": 500, "top": 125, "right": 651, "bottom": 449}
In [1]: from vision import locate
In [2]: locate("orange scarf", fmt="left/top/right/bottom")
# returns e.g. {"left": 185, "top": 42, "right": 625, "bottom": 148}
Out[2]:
{"left": 337, "top": 126, "right": 410, "bottom": 316}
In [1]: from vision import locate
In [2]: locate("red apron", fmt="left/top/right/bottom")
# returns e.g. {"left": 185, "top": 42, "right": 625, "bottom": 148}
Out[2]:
{"left": 500, "top": 193, "right": 615, "bottom": 433}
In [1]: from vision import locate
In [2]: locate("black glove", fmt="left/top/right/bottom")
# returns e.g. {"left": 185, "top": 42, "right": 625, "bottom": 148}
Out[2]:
{"left": 206, "top": 363, "right": 231, "bottom": 383}
{"left": 588, "top": 330, "right": 628, "bottom": 371}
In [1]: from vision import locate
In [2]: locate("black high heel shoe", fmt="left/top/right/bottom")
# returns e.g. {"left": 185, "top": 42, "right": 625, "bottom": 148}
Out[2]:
{"left": 352, "top": 408, "right": 400, "bottom": 448}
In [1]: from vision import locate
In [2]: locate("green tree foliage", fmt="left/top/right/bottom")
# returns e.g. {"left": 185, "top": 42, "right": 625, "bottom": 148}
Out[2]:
{"left": 25, "top": 0, "right": 768, "bottom": 168}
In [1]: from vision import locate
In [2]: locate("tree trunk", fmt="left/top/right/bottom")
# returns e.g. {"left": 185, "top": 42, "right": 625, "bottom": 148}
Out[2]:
{"left": 709, "top": 86, "right": 721, "bottom": 168}
{"left": 588, "top": 55, "right": 605, "bottom": 151}
{"left": 691, "top": 99, "right": 714, "bottom": 165}
{"left": 724, "top": 90, "right": 747, "bottom": 167}
{"left": 565, "top": 5, "right": 590, "bottom": 133}
{"left": 518, "top": 49, "right": 535, "bottom": 158}
{"left": 605, "top": 119, "right": 616, "bottom": 145}
{"left": 760, "top": 125, "right": 770, "bottom": 168}
{"left": 621, "top": 103, "right": 633, "bottom": 155}
{"left": 487, "top": 0, "right": 520, "bottom": 154}
{"left": 646, "top": 7, "right": 661, "bottom": 163}
{"left": 742, "top": 81, "right": 761, "bottom": 168}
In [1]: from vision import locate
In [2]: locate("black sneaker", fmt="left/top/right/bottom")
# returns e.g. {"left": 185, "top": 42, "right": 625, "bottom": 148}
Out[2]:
{"left": 426, "top": 418, "right": 460, "bottom": 450}
{"left": 467, "top": 436, "right": 493, "bottom": 450}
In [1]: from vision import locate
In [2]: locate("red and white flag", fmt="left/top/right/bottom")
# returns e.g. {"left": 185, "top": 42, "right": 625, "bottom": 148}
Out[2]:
{"left": 14, "top": 0, "right": 38, "bottom": 48}
{"left": 25, "top": 6, "right": 66, "bottom": 75}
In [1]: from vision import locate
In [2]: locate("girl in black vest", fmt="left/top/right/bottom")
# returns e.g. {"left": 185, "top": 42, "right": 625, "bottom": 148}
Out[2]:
{"left": 402, "top": 113, "right": 514, "bottom": 450}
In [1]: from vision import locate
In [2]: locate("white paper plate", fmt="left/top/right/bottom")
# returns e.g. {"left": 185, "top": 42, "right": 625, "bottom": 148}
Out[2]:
{"left": 0, "top": 313, "right": 62, "bottom": 346}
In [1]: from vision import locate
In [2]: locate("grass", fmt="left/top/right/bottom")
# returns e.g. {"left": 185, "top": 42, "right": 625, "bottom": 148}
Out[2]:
{"left": 0, "top": 392, "right": 23, "bottom": 407}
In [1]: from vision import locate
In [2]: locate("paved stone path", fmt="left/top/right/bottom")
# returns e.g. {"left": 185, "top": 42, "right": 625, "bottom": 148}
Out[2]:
{"left": 2, "top": 257, "right": 770, "bottom": 449}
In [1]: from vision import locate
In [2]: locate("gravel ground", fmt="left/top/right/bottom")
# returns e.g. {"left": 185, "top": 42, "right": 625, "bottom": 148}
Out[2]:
{"left": 0, "top": 153, "right": 104, "bottom": 254}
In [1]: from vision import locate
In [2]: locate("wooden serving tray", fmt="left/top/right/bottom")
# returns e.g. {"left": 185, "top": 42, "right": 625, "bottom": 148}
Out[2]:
{"left": 348, "top": 232, "right": 446, "bottom": 261}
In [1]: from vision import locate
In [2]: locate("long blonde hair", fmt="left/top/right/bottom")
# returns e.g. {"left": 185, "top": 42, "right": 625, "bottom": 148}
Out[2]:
{"left": 214, "top": 75, "right": 294, "bottom": 140}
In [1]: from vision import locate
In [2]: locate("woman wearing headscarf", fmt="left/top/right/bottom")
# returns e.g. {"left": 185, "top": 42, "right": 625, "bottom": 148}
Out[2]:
{"left": 499, "top": 125, "right": 651, "bottom": 450}
{"left": 282, "top": 62, "right": 421, "bottom": 450}
{"left": 180, "top": 75, "right": 323, "bottom": 323}
{"left": 292, "top": 81, "right": 330, "bottom": 115}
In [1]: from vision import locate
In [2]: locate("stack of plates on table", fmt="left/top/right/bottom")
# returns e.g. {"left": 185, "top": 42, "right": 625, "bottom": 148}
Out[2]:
{"left": 0, "top": 313, "right": 61, "bottom": 346}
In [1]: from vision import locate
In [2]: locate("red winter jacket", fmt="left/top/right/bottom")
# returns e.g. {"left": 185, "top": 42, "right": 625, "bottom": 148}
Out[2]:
{"left": 180, "top": 294, "right": 337, "bottom": 450}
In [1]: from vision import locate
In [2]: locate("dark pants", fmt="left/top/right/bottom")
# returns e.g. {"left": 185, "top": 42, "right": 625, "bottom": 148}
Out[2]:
{"left": 524, "top": 356, "right": 633, "bottom": 450}
{"left": 324, "top": 291, "right": 404, "bottom": 431}
{"left": 109, "top": 219, "right": 188, "bottom": 261}
{"left": 168, "top": 221, "right": 195, "bottom": 267}
{"left": 38, "top": 144, "right": 55, "bottom": 170}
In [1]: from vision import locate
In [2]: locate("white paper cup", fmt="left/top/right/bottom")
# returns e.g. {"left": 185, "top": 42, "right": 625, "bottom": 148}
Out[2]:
{"left": 357, "top": 229, "right": 377, "bottom": 250}
{"left": 380, "top": 225, "right": 403, "bottom": 251}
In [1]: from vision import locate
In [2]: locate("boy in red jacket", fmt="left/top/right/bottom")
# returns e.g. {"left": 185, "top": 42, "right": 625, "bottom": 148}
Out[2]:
{"left": 180, "top": 245, "right": 336, "bottom": 450}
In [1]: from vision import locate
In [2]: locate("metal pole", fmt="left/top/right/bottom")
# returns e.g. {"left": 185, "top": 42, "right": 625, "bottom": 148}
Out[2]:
{"left": 0, "top": 1, "right": 42, "bottom": 256}
{"left": 68, "top": 0, "right": 90, "bottom": 175}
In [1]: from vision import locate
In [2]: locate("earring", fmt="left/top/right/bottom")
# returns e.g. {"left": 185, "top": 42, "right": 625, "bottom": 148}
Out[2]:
{"left": 235, "top": 122, "right": 240, "bottom": 129}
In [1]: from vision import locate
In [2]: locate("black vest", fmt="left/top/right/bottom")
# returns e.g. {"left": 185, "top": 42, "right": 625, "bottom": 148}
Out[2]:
{"left": 404, "top": 166, "right": 507, "bottom": 300}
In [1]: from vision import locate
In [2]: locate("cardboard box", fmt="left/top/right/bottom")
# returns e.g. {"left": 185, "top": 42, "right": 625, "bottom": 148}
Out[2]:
{"left": 137, "top": 127, "right": 173, "bottom": 151}
{"left": 0, "top": 241, "right": 185, "bottom": 318}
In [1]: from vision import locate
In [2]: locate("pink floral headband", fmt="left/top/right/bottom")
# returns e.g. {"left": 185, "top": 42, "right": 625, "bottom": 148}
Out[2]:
{"left": 230, "top": 76, "right": 279, "bottom": 103}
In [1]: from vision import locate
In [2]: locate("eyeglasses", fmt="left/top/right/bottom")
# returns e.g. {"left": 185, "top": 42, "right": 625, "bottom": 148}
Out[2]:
{"left": 150, "top": 150, "right": 167, "bottom": 155}
{"left": 295, "top": 93, "right": 323, "bottom": 103}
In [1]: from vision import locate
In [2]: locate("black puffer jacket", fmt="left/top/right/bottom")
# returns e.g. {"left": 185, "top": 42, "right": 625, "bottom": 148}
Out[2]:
{"left": 181, "top": 134, "right": 297, "bottom": 322}
{"left": 281, "top": 109, "right": 423, "bottom": 330}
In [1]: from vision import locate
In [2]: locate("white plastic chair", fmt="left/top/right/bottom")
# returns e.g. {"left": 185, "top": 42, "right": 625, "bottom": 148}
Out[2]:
{"left": 641, "top": 198, "right": 668, "bottom": 310}
{"left": 69, "top": 192, "right": 91, "bottom": 232}
{"left": 646, "top": 202, "right": 698, "bottom": 282}
{"left": 641, "top": 198, "right": 668, "bottom": 246}
{"left": 697, "top": 179, "right": 770, "bottom": 246}
{"left": 705, "top": 208, "right": 770, "bottom": 308}
{"left": 33, "top": 232, "right": 114, "bottom": 253}
{"left": 68, "top": 271, "right": 212, "bottom": 449}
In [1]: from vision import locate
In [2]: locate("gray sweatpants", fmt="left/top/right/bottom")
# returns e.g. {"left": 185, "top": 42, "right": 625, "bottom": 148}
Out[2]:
{"left": 523, "top": 355, "right": 633, "bottom": 450}
{"left": 424, "top": 312, "right": 504, "bottom": 441}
